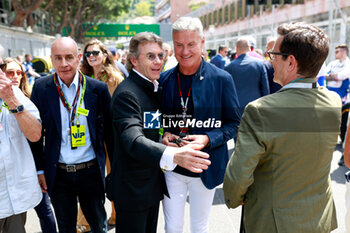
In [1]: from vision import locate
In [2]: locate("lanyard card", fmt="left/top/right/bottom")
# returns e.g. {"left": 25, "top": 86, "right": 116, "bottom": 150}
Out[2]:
{"left": 77, "top": 107, "right": 89, "bottom": 116}
{"left": 70, "top": 125, "right": 86, "bottom": 147}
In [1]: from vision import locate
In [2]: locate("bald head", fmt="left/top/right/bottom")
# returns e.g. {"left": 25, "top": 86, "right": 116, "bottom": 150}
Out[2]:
{"left": 236, "top": 38, "right": 250, "bottom": 56}
{"left": 51, "top": 37, "right": 79, "bottom": 56}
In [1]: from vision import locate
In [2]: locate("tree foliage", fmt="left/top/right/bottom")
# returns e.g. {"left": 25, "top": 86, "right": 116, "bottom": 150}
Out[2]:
{"left": 134, "top": 1, "right": 152, "bottom": 17}
{"left": 10, "top": 0, "right": 54, "bottom": 27}
{"left": 50, "top": 0, "right": 132, "bottom": 43}
{"left": 10, "top": 0, "right": 132, "bottom": 43}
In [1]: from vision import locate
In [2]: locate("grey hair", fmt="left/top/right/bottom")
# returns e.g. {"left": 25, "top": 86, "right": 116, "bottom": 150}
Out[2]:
{"left": 126, "top": 32, "right": 163, "bottom": 72}
{"left": 172, "top": 17, "right": 204, "bottom": 38}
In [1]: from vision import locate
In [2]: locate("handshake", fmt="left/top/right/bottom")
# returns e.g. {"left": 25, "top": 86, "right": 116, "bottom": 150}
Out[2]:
{"left": 162, "top": 131, "right": 211, "bottom": 173}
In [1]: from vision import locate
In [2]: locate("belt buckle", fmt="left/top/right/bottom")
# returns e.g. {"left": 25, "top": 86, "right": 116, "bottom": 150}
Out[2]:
{"left": 66, "top": 165, "right": 76, "bottom": 172}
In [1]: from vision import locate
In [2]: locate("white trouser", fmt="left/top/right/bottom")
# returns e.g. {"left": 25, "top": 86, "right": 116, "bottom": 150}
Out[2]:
{"left": 162, "top": 171, "right": 216, "bottom": 233}
{"left": 346, "top": 182, "right": 350, "bottom": 233}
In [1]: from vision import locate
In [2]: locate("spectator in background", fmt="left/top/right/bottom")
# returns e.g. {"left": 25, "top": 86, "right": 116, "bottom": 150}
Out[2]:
{"left": 210, "top": 45, "right": 228, "bottom": 69}
{"left": 225, "top": 37, "right": 269, "bottom": 114}
{"left": 78, "top": 38, "right": 124, "bottom": 231}
{"left": 23, "top": 53, "right": 40, "bottom": 86}
{"left": 0, "top": 53, "right": 43, "bottom": 233}
{"left": 247, "top": 36, "right": 264, "bottom": 60}
{"left": 2, "top": 57, "right": 57, "bottom": 233}
{"left": 109, "top": 48, "right": 129, "bottom": 78}
{"left": 121, "top": 52, "right": 127, "bottom": 66}
{"left": 264, "top": 38, "right": 282, "bottom": 94}
{"left": 162, "top": 42, "right": 177, "bottom": 71}
{"left": 325, "top": 44, "right": 350, "bottom": 166}
{"left": 325, "top": 44, "right": 350, "bottom": 103}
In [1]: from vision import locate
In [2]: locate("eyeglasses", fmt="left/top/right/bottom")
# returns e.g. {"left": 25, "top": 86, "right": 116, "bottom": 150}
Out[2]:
{"left": 85, "top": 51, "right": 100, "bottom": 57}
{"left": 5, "top": 70, "right": 23, "bottom": 77}
{"left": 267, "top": 50, "right": 290, "bottom": 60}
{"left": 146, "top": 52, "right": 164, "bottom": 62}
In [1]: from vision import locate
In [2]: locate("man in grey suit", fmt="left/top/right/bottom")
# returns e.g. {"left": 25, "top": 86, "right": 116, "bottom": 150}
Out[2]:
{"left": 224, "top": 22, "right": 341, "bottom": 233}
{"left": 225, "top": 38, "right": 269, "bottom": 115}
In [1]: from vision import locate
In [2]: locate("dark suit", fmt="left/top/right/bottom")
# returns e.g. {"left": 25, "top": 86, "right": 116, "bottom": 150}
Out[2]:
{"left": 30, "top": 74, "right": 112, "bottom": 233}
{"left": 109, "top": 70, "right": 168, "bottom": 233}
{"left": 225, "top": 54, "right": 269, "bottom": 113}
{"left": 160, "top": 61, "right": 241, "bottom": 189}
{"left": 210, "top": 54, "right": 225, "bottom": 69}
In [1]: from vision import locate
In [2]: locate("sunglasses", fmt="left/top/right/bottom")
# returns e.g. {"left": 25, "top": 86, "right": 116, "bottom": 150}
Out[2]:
{"left": 146, "top": 52, "right": 164, "bottom": 62}
{"left": 5, "top": 70, "right": 23, "bottom": 77}
{"left": 85, "top": 51, "right": 100, "bottom": 57}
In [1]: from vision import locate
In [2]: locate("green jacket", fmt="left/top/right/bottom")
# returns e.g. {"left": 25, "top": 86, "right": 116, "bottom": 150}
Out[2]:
{"left": 224, "top": 78, "right": 341, "bottom": 233}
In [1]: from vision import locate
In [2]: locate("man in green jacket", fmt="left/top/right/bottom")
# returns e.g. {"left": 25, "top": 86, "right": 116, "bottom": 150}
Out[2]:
{"left": 223, "top": 22, "right": 340, "bottom": 233}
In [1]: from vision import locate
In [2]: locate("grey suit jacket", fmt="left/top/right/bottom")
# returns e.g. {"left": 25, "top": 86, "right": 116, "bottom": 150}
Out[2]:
{"left": 224, "top": 78, "right": 341, "bottom": 233}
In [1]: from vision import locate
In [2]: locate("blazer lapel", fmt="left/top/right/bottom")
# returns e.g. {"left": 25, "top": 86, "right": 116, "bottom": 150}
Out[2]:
{"left": 84, "top": 79, "right": 97, "bottom": 144}
{"left": 46, "top": 76, "right": 62, "bottom": 137}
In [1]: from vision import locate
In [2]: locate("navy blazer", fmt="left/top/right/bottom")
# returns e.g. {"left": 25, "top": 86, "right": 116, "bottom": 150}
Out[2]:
{"left": 159, "top": 61, "right": 241, "bottom": 189}
{"left": 30, "top": 74, "right": 112, "bottom": 195}
{"left": 210, "top": 54, "right": 225, "bottom": 69}
{"left": 225, "top": 54, "right": 269, "bottom": 112}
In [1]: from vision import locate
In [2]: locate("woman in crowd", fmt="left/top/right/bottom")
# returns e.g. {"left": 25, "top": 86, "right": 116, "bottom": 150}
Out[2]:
{"left": 76, "top": 39, "right": 123, "bottom": 233}
{"left": 2, "top": 57, "right": 57, "bottom": 233}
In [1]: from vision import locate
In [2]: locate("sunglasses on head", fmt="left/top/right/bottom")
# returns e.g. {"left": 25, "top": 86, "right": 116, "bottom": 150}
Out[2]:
{"left": 146, "top": 52, "right": 164, "bottom": 62}
{"left": 5, "top": 70, "right": 23, "bottom": 77}
{"left": 85, "top": 51, "right": 100, "bottom": 57}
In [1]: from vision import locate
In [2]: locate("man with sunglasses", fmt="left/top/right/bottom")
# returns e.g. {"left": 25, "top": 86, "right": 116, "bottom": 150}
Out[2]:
{"left": 224, "top": 22, "right": 341, "bottom": 233}
{"left": 210, "top": 45, "right": 228, "bottom": 69}
{"left": 109, "top": 32, "right": 211, "bottom": 233}
{"left": 0, "top": 59, "right": 43, "bottom": 233}
{"left": 30, "top": 37, "right": 112, "bottom": 233}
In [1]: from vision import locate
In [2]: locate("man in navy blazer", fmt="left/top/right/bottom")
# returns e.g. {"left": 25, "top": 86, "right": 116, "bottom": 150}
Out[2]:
{"left": 30, "top": 37, "right": 111, "bottom": 233}
{"left": 159, "top": 17, "right": 241, "bottom": 232}
{"left": 210, "top": 45, "right": 228, "bottom": 69}
{"left": 225, "top": 38, "right": 269, "bottom": 114}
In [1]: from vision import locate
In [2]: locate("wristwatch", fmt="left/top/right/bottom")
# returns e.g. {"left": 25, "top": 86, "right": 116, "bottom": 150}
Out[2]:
{"left": 9, "top": 104, "right": 24, "bottom": 114}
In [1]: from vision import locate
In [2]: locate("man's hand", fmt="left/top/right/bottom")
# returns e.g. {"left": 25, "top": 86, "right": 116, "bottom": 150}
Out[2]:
{"left": 162, "top": 131, "right": 181, "bottom": 147}
{"left": 38, "top": 174, "right": 48, "bottom": 193}
{"left": 182, "top": 134, "right": 210, "bottom": 147}
{"left": 326, "top": 73, "right": 338, "bottom": 81}
{"left": 174, "top": 143, "right": 211, "bottom": 173}
{"left": 0, "top": 70, "right": 16, "bottom": 105}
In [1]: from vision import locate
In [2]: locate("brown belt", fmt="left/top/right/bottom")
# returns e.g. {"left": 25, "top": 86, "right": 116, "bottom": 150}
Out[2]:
{"left": 58, "top": 159, "right": 96, "bottom": 172}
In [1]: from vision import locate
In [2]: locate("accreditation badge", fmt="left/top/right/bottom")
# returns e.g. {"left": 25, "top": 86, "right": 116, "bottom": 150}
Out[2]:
{"left": 70, "top": 125, "right": 86, "bottom": 147}
{"left": 77, "top": 107, "right": 89, "bottom": 116}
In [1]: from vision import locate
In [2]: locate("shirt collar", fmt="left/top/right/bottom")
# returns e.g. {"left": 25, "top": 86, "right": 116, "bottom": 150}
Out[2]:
{"left": 132, "top": 68, "right": 159, "bottom": 92}
{"left": 57, "top": 70, "right": 80, "bottom": 90}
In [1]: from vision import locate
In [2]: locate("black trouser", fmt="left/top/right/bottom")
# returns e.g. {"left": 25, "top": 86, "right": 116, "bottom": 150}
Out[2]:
{"left": 115, "top": 202, "right": 160, "bottom": 233}
{"left": 50, "top": 163, "right": 107, "bottom": 233}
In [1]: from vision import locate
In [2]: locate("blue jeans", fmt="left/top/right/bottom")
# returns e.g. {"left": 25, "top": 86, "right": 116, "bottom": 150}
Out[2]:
{"left": 34, "top": 192, "right": 57, "bottom": 233}
{"left": 50, "top": 163, "right": 107, "bottom": 233}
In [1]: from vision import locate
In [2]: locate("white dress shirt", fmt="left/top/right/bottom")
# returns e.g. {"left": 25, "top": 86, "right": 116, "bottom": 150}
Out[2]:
{"left": 133, "top": 68, "right": 177, "bottom": 171}
{"left": 326, "top": 57, "right": 350, "bottom": 88}
{"left": 0, "top": 86, "right": 42, "bottom": 218}
{"left": 57, "top": 71, "right": 96, "bottom": 164}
